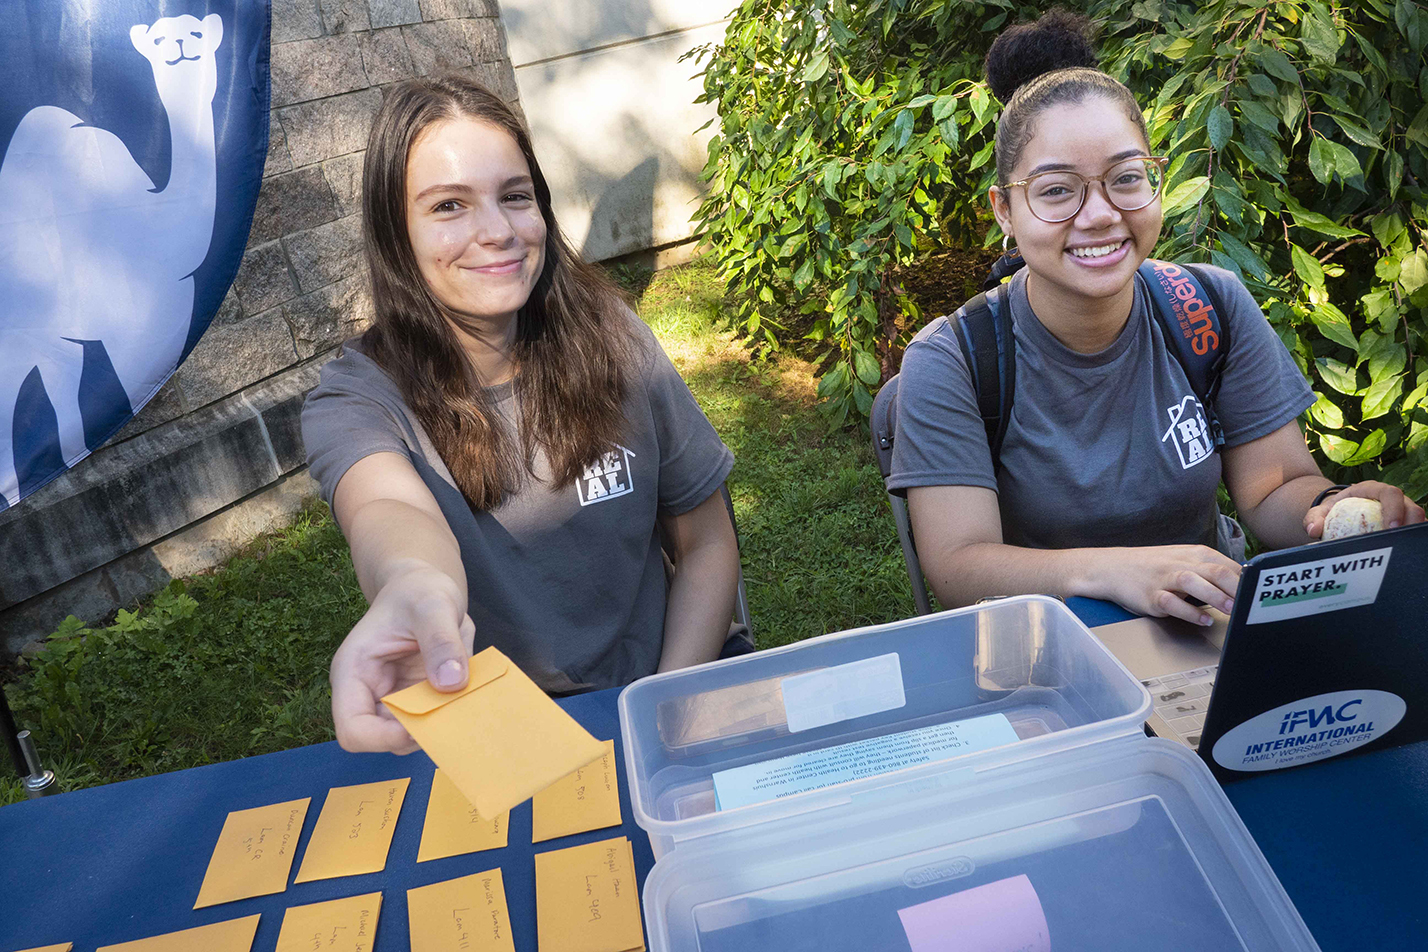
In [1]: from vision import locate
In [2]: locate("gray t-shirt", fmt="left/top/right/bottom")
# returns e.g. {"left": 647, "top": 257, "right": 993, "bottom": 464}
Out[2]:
{"left": 889, "top": 265, "right": 1315, "bottom": 551}
{"left": 302, "top": 315, "right": 734, "bottom": 694}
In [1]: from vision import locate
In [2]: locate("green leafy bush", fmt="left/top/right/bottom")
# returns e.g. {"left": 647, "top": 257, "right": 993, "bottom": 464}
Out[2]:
{"left": 692, "top": 0, "right": 1428, "bottom": 493}
{"left": 690, "top": 0, "right": 1029, "bottom": 424}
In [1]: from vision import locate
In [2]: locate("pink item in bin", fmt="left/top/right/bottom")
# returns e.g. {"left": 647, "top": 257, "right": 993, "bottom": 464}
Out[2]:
{"left": 897, "top": 873, "right": 1051, "bottom": 952}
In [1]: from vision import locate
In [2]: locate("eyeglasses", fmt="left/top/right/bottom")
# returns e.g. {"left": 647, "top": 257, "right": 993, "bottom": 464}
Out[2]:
{"left": 1000, "top": 157, "right": 1169, "bottom": 223}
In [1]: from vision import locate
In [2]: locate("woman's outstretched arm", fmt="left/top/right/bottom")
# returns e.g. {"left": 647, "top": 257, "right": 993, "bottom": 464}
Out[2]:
{"left": 327, "top": 452, "right": 476, "bottom": 754}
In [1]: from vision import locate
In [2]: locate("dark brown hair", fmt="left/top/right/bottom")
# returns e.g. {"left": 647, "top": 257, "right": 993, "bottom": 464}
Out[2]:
{"left": 984, "top": 8, "right": 1147, "bottom": 183}
{"left": 360, "top": 76, "right": 634, "bottom": 510}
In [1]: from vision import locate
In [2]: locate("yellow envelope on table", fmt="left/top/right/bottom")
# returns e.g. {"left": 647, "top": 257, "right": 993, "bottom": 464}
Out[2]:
{"left": 275, "top": 891, "right": 382, "bottom": 952}
{"left": 97, "top": 914, "right": 261, "bottom": 952}
{"left": 535, "top": 836, "right": 644, "bottom": 952}
{"left": 13, "top": 944, "right": 73, "bottom": 952}
{"left": 294, "top": 778, "right": 410, "bottom": 884}
{"left": 382, "top": 647, "right": 606, "bottom": 818}
{"left": 532, "top": 738, "right": 622, "bottom": 843}
{"left": 194, "top": 797, "right": 310, "bottom": 908}
{"left": 417, "top": 768, "right": 509, "bottom": 862}
{"left": 407, "top": 867, "right": 515, "bottom": 952}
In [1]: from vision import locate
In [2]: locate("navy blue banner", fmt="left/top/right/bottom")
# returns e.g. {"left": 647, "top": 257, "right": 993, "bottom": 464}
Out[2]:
{"left": 0, "top": 0, "right": 270, "bottom": 508}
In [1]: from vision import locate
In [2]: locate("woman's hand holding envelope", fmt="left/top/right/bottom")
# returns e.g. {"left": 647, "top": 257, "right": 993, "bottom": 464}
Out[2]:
{"left": 329, "top": 563, "right": 476, "bottom": 754}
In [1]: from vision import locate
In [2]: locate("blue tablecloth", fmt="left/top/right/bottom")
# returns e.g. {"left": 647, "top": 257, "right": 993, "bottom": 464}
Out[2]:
{"left": 2, "top": 601, "right": 1424, "bottom": 950}
{"left": 0, "top": 690, "right": 651, "bottom": 952}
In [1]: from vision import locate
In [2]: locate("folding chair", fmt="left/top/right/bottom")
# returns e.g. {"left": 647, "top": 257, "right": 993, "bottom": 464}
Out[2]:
{"left": 870, "top": 374, "right": 933, "bottom": 615}
{"left": 720, "top": 483, "right": 754, "bottom": 640}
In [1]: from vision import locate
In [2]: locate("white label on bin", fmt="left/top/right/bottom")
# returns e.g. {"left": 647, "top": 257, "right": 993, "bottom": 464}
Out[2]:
{"left": 1211, "top": 689, "right": 1406, "bottom": 772}
{"left": 780, "top": 652, "right": 906, "bottom": 733}
{"left": 1245, "top": 546, "right": 1391, "bottom": 624}
{"left": 711, "top": 714, "right": 1019, "bottom": 811}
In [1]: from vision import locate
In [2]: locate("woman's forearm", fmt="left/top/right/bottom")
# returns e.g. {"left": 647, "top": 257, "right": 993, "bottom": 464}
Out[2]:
{"left": 344, "top": 498, "right": 468, "bottom": 605}
{"left": 921, "top": 540, "right": 1101, "bottom": 609}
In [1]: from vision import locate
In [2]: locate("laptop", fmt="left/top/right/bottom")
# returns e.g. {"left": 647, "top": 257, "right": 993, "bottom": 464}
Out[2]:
{"left": 1089, "top": 521, "right": 1428, "bottom": 778}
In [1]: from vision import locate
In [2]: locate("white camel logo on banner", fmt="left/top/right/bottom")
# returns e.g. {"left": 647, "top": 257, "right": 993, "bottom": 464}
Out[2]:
{"left": 0, "top": 13, "right": 223, "bottom": 505}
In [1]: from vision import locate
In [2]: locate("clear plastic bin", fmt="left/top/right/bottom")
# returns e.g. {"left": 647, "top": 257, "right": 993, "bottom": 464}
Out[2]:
{"left": 619, "top": 596, "right": 1151, "bottom": 857}
{"left": 641, "top": 738, "right": 1319, "bottom": 951}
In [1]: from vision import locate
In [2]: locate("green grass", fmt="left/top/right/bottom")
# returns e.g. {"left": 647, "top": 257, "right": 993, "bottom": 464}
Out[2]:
{"left": 1, "top": 258, "right": 914, "bottom": 806}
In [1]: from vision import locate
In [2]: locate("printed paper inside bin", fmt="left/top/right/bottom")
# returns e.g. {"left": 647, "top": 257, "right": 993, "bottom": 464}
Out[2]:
{"left": 383, "top": 647, "right": 606, "bottom": 818}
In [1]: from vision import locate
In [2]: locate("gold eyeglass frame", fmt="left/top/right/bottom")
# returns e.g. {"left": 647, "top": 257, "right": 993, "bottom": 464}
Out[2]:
{"left": 999, "top": 156, "right": 1170, "bottom": 223}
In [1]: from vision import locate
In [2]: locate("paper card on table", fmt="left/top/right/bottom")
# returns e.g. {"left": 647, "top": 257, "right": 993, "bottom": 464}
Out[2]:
{"left": 194, "top": 797, "right": 310, "bottom": 908}
{"left": 382, "top": 647, "right": 605, "bottom": 818}
{"left": 532, "top": 738, "right": 621, "bottom": 843}
{"left": 897, "top": 874, "right": 1050, "bottom": 952}
{"left": 275, "top": 891, "right": 383, "bottom": 952}
{"left": 97, "top": 914, "right": 261, "bottom": 952}
{"left": 535, "top": 836, "right": 644, "bottom": 952}
{"left": 417, "top": 768, "right": 509, "bottom": 862}
{"left": 407, "top": 867, "right": 515, "bottom": 952}
{"left": 294, "top": 778, "right": 410, "bottom": 883}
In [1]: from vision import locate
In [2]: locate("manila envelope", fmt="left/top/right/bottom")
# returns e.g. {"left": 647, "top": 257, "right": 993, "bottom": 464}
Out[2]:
{"left": 97, "top": 915, "right": 261, "bottom": 952}
{"left": 407, "top": 867, "right": 515, "bottom": 952}
{"left": 532, "top": 738, "right": 622, "bottom": 843}
{"left": 294, "top": 778, "right": 410, "bottom": 883}
{"left": 535, "top": 836, "right": 644, "bottom": 952}
{"left": 275, "top": 891, "right": 383, "bottom": 952}
{"left": 194, "top": 797, "right": 310, "bottom": 908}
{"left": 382, "top": 647, "right": 606, "bottom": 818}
{"left": 417, "top": 768, "right": 509, "bottom": 862}
{"left": 14, "top": 945, "right": 72, "bottom": 952}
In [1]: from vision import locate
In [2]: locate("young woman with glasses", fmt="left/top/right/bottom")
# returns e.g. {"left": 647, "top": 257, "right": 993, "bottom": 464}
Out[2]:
{"left": 888, "top": 9, "right": 1422, "bottom": 625}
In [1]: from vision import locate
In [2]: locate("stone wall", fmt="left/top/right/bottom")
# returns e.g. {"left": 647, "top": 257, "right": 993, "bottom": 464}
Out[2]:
{"left": 0, "top": 1, "right": 521, "bottom": 656}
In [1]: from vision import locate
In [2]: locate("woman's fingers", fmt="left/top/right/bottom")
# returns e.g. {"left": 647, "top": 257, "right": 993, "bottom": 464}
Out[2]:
{"left": 1153, "top": 588, "right": 1215, "bottom": 626}
{"left": 408, "top": 596, "right": 472, "bottom": 692}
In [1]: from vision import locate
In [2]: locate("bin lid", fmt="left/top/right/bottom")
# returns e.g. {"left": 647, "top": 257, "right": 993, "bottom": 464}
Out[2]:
{"left": 641, "top": 739, "right": 1319, "bottom": 952}
{"left": 620, "top": 597, "right": 1152, "bottom": 845}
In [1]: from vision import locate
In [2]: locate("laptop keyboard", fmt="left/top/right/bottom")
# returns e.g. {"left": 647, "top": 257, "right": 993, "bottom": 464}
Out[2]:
{"left": 1141, "top": 666, "right": 1218, "bottom": 750}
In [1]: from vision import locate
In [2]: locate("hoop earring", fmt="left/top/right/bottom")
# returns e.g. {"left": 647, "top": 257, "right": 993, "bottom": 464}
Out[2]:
{"left": 1002, "top": 233, "right": 1014, "bottom": 254}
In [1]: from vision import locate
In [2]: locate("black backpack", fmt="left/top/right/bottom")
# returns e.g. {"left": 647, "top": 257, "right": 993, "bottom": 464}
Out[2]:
{"left": 954, "top": 257, "right": 1231, "bottom": 472}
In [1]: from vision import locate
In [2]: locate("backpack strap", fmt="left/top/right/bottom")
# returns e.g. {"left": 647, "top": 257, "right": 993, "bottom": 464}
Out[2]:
{"left": 951, "top": 283, "right": 1015, "bottom": 473}
{"left": 1138, "top": 260, "right": 1231, "bottom": 446}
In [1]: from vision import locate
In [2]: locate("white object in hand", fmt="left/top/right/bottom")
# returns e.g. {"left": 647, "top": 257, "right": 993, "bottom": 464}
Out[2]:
{"left": 1322, "top": 497, "right": 1384, "bottom": 541}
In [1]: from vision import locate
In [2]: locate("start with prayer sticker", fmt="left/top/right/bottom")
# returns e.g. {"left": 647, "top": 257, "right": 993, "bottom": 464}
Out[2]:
{"left": 417, "top": 768, "right": 510, "bottom": 862}
{"left": 294, "top": 778, "right": 410, "bottom": 883}
{"left": 97, "top": 915, "right": 261, "bottom": 952}
{"left": 1246, "top": 546, "right": 1392, "bottom": 624}
{"left": 275, "top": 891, "right": 383, "bottom": 952}
{"left": 712, "top": 714, "right": 1019, "bottom": 811}
{"left": 194, "top": 797, "right": 310, "bottom": 908}
{"left": 535, "top": 836, "right": 644, "bottom": 952}
{"left": 532, "top": 738, "right": 621, "bottom": 843}
{"left": 407, "top": 867, "right": 515, "bottom": 952}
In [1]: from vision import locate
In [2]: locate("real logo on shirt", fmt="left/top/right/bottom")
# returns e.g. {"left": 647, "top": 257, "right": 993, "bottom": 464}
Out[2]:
{"left": 1161, "top": 395, "right": 1215, "bottom": 470}
{"left": 577, "top": 445, "right": 636, "bottom": 506}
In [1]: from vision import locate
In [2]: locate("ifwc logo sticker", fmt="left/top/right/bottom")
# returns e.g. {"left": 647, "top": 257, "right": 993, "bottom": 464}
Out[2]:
{"left": 577, "top": 446, "right": 636, "bottom": 506}
{"left": 1160, "top": 395, "right": 1215, "bottom": 470}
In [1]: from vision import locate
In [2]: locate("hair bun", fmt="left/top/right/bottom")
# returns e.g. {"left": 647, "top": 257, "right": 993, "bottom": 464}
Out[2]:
{"left": 984, "top": 8, "right": 1098, "bottom": 103}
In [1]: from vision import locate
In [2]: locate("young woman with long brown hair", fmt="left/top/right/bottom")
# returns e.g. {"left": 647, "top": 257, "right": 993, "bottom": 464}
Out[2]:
{"left": 890, "top": 10, "right": 1422, "bottom": 624}
{"left": 302, "top": 77, "right": 740, "bottom": 754}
